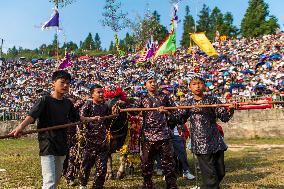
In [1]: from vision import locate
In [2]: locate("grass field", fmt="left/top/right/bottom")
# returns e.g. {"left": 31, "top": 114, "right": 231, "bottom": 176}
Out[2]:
{"left": 0, "top": 138, "right": 283, "bottom": 189}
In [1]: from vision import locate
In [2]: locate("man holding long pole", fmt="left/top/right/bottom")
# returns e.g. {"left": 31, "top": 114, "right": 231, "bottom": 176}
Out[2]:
{"left": 127, "top": 72, "right": 178, "bottom": 189}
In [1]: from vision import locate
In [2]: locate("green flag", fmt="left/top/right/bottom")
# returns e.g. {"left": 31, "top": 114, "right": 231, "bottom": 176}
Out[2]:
{"left": 153, "top": 29, "right": 176, "bottom": 60}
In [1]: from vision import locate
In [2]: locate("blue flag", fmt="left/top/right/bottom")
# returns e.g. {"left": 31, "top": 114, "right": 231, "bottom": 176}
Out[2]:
{"left": 42, "top": 8, "right": 59, "bottom": 29}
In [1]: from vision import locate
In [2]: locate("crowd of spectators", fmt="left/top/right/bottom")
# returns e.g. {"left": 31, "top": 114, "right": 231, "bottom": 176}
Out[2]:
{"left": 0, "top": 33, "right": 284, "bottom": 119}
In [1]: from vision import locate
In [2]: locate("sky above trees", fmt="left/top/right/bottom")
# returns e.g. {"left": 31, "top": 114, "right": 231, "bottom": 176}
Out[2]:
{"left": 0, "top": 0, "right": 283, "bottom": 52}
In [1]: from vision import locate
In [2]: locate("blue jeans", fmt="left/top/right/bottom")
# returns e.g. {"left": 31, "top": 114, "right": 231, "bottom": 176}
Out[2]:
{"left": 172, "top": 135, "right": 190, "bottom": 173}
{"left": 40, "top": 155, "right": 66, "bottom": 189}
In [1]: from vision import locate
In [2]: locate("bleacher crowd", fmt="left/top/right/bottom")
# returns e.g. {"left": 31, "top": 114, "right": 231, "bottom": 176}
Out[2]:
{"left": 0, "top": 34, "right": 283, "bottom": 119}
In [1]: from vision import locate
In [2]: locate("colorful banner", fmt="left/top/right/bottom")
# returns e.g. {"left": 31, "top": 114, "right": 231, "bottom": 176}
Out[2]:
{"left": 153, "top": 29, "right": 176, "bottom": 60}
{"left": 58, "top": 52, "right": 72, "bottom": 69}
{"left": 190, "top": 33, "right": 218, "bottom": 56}
{"left": 153, "top": 4, "right": 178, "bottom": 60}
{"left": 137, "top": 38, "right": 155, "bottom": 63}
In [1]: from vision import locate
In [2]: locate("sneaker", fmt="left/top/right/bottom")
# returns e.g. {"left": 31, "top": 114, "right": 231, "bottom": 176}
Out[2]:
{"left": 183, "top": 171, "right": 195, "bottom": 180}
{"left": 190, "top": 186, "right": 200, "bottom": 189}
{"left": 67, "top": 180, "right": 77, "bottom": 186}
{"left": 156, "top": 169, "right": 163, "bottom": 176}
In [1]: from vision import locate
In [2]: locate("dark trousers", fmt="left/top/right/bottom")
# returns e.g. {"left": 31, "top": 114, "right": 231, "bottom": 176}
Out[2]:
{"left": 196, "top": 150, "right": 225, "bottom": 189}
{"left": 64, "top": 146, "right": 78, "bottom": 181}
{"left": 172, "top": 135, "right": 190, "bottom": 173}
{"left": 79, "top": 148, "right": 108, "bottom": 189}
{"left": 153, "top": 153, "right": 161, "bottom": 170}
{"left": 141, "top": 139, "right": 178, "bottom": 189}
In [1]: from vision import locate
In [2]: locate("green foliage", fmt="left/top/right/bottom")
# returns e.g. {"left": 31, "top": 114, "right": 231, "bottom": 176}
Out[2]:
{"left": 152, "top": 10, "right": 161, "bottom": 22}
{"left": 4, "top": 47, "right": 50, "bottom": 60}
{"left": 109, "top": 41, "right": 115, "bottom": 52}
{"left": 261, "top": 16, "right": 279, "bottom": 34}
{"left": 49, "top": 0, "right": 75, "bottom": 7}
{"left": 86, "top": 50, "right": 110, "bottom": 57}
{"left": 197, "top": 4, "right": 211, "bottom": 34}
{"left": 180, "top": 6, "right": 195, "bottom": 48}
{"left": 52, "top": 34, "right": 58, "bottom": 48}
{"left": 221, "top": 12, "right": 239, "bottom": 37}
{"left": 126, "top": 10, "right": 169, "bottom": 49}
{"left": 117, "top": 33, "right": 136, "bottom": 53}
{"left": 61, "top": 41, "right": 78, "bottom": 51}
{"left": 196, "top": 4, "right": 238, "bottom": 40}
{"left": 7, "top": 46, "right": 18, "bottom": 57}
{"left": 140, "top": 11, "right": 168, "bottom": 47}
{"left": 94, "top": 33, "right": 102, "bottom": 51}
{"left": 209, "top": 7, "right": 223, "bottom": 39}
{"left": 81, "top": 33, "right": 95, "bottom": 50}
{"left": 241, "top": 0, "right": 279, "bottom": 37}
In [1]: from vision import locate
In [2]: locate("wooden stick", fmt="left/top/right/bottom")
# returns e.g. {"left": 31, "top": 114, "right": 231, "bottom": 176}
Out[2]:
{"left": 0, "top": 114, "right": 118, "bottom": 140}
{"left": 119, "top": 101, "right": 284, "bottom": 112}
{"left": 1, "top": 101, "right": 284, "bottom": 139}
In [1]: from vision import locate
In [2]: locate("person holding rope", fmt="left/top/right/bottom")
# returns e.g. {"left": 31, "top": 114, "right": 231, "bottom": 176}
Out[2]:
{"left": 78, "top": 84, "right": 118, "bottom": 189}
{"left": 174, "top": 74, "right": 235, "bottom": 189}
{"left": 63, "top": 95, "right": 85, "bottom": 186}
{"left": 127, "top": 72, "right": 178, "bottom": 189}
{"left": 9, "top": 70, "right": 98, "bottom": 189}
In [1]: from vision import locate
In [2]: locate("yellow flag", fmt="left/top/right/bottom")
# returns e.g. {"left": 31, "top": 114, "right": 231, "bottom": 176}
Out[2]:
{"left": 190, "top": 33, "right": 218, "bottom": 56}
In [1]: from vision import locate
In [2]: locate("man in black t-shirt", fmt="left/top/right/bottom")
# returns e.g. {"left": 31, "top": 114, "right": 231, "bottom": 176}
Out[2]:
{"left": 9, "top": 70, "right": 97, "bottom": 189}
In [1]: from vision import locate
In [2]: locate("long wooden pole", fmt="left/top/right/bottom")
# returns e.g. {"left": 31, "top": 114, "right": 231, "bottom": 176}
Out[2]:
{"left": 119, "top": 101, "right": 284, "bottom": 112}
{"left": 1, "top": 101, "right": 283, "bottom": 139}
{"left": 0, "top": 114, "right": 118, "bottom": 140}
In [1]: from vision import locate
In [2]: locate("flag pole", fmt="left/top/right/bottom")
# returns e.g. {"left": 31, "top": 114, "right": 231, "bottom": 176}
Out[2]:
{"left": 55, "top": 2, "right": 59, "bottom": 64}
{"left": 0, "top": 38, "right": 3, "bottom": 59}
{"left": 56, "top": 30, "right": 59, "bottom": 63}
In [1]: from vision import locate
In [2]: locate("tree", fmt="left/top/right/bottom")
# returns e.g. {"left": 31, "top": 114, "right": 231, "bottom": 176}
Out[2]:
{"left": 140, "top": 11, "right": 168, "bottom": 46}
{"left": 124, "top": 33, "right": 135, "bottom": 52}
{"left": 81, "top": 33, "right": 95, "bottom": 50}
{"left": 126, "top": 9, "right": 169, "bottom": 49}
{"left": 260, "top": 15, "right": 279, "bottom": 34}
{"left": 109, "top": 41, "right": 115, "bottom": 52}
{"left": 62, "top": 41, "right": 78, "bottom": 51}
{"left": 50, "top": 0, "right": 75, "bottom": 7}
{"left": 52, "top": 34, "right": 58, "bottom": 48}
{"left": 221, "top": 12, "right": 238, "bottom": 37}
{"left": 152, "top": 10, "right": 161, "bottom": 22}
{"left": 241, "top": 0, "right": 279, "bottom": 37}
{"left": 18, "top": 47, "right": 24, "bottom": 53}
{"left": 180, "top": 5, "right": 195, "bottom": 48}
{"left": 94, "top": 33, "right": 102, "bottom": 51}
{"left": 7, "top": 46, "right": 18, "bottom": 57}
{"left": 101, "top": 0, "right": 128, "bottom": 32}
{"left": 209, "top": 7, "right": 223, "bottom": 39}
{"left": 197, "top": 4, "right": 211, "bottom": 34}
